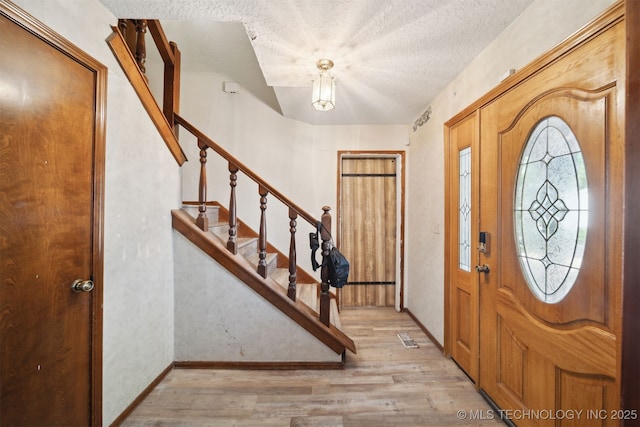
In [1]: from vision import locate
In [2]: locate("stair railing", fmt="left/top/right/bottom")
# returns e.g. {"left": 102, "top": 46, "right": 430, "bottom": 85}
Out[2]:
{"left": 117, "top": 19, "right": 181, "bottom": 133}
{"left": 115, "top": 19, "right": 334, "bottom": 327}
{"left": 174, "top": 113, "right": 333, "bottom": 326}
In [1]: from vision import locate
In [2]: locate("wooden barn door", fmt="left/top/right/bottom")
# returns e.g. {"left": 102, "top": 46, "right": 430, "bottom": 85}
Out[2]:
{"left": 339, "top": 156, "right": 398, "bottom": 308}
{"left": 478, "top": 15, "right": 623, "bottom": 426}
{"left": 0, "top": 4, "right": 105, "bottom": 425}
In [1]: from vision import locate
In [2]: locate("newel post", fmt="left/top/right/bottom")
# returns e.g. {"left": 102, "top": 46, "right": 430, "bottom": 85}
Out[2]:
{"left": 319, "top": 206, "right": 332, "bottom": 326}
{"left": 196, "top": 139, "right": 208, "bottom": 231}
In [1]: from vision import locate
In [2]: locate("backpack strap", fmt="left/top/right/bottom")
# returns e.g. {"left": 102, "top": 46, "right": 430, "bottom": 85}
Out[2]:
{"left": 309, "top": 222, "right": 321, "bottom": 271}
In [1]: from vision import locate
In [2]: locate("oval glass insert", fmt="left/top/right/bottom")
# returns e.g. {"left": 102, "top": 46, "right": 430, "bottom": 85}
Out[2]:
{"left": 514, "top": 116, "right": 588, "bottom": 304}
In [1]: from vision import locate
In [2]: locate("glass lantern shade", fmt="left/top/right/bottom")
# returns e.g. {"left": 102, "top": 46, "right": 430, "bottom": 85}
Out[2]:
{"left": 312, "top": 71, "right": 335, "bottom": 111}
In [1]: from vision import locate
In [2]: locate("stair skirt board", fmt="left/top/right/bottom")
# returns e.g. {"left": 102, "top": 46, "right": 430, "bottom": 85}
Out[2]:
{"left": 172, "top": 208, "right": 356, "bottom": 360}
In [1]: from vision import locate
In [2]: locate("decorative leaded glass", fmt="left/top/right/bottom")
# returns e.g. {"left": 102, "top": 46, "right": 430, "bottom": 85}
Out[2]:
{"left": 514, "top": 116, "right": 588, "bottom": 304}
{"left": 459, "top": 147, "right": 471, "bottom": 272}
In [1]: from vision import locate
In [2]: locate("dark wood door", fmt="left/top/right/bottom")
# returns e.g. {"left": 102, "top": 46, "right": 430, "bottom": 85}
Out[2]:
{"left": 0, "top": 5, "right": 105, "bottom": 426}
{"left": 478, "top": 18, "right": 623, "bottom": 426}
{"left": 339, "top": 157, "right": 397, "bottom": 307}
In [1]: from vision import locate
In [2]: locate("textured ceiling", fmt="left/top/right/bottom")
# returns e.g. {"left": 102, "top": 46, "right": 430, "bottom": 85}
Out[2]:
{"left": 99, "top": 0, "right": 533, "bottom": 125}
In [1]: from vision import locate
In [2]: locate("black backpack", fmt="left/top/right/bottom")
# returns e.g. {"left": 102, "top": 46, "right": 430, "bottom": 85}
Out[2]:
{"left": 309, "top": 223, "right": 350, "bottom": 288}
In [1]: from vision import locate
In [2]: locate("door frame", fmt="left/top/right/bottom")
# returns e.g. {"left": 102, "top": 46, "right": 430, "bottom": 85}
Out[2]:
{"left": 443, "top": 0, "right": 640, "bottom": 417}
{"left": 623, "top": 0, "right": 640, "bottom": 419}
{"left": 336, "top": 151, "right": 406, "bottom": 311}
{"left": 1, "top": 2, "right": 107, "bottom": 423}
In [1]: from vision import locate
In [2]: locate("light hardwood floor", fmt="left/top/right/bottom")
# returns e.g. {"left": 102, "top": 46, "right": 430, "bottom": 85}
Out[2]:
{"left": 121, "top": 307, "right": 501, "bottom": 426}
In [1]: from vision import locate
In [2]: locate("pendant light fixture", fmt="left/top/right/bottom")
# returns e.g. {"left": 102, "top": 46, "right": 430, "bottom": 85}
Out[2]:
{"left": 311, "top": 59, "right": 335, "bottom": 111}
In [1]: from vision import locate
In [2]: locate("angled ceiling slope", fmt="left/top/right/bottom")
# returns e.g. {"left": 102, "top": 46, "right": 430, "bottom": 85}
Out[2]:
{"left": 100, "top": 0, "right": 533, "bottom": 126}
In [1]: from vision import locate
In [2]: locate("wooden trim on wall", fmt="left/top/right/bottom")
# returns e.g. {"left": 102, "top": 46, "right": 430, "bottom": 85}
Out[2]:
{"left": 106, "top": 27, "right": 187, "bottom": 166}
{"left": 404, "top": 308, "right": 444, "bottom": 353}
{"left": 108, "top": 363, "right": 174, "bottom": 427}
{"left": 174, "top": 360, "right": 345, "bottom": 370}
{"left": 623, "top": 0, "right": 640, "bottom": 422}
{"left": 443, "top": 125, "right": 452, "bottom": 358}
{"left": 336, "top": 150, "right": 407, "bottom": 310}
{"left": 92, "top": 40, "right": 107, "bottom": 427}
{"left": 445, "top": 1, "right": 624, "bottom": 127}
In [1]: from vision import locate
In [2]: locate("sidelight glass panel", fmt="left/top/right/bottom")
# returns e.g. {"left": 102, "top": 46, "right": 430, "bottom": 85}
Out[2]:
{"left": 514, "top": 116, "right": 588, "bottom": 304}
{"left": 459, "top": 147, "right": 471, "bottom": 272}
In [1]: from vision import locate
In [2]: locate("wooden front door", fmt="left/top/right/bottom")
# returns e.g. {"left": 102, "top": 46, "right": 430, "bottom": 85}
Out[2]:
{"left": 445, "top": 112, "right": 479, "bottom": 382}
{"left": 478, "top": 17, "right": 623, "bottom": 427}
{"left": 339, "top": 156, "right": 398, "bottom": 308}
{"left": 0, "top": 4, "right": 105, "bottom": 425}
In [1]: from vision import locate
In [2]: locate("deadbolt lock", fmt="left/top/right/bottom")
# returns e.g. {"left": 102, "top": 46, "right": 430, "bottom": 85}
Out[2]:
{"left": 475, "top": 264, "right": 490, "bottom": 274}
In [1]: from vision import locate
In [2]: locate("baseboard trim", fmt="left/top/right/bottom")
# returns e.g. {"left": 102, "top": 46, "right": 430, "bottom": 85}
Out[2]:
{"left": 404, "top": 308, "right": 444, "bottom": 353}
{"left": 109, "top": 362, "right": 174, "bottom": 427}
{"left": 174, "top": 360, "right": 345, "bottom": 370}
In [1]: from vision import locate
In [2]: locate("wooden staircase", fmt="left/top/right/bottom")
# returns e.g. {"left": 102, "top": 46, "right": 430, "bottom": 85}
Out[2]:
{"left": 108, "top": 20, "right": 354, "bottom": 357}
{"left": 174, "top": 203, "right": 352, "bottom": 354}
{"left": 182, "top": 203, "right": 343, "bottom": 329}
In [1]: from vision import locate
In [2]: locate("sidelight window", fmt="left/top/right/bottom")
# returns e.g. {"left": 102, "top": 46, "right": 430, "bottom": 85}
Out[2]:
{"left": 459, "top": 147, "right": 472, "bottom": 272}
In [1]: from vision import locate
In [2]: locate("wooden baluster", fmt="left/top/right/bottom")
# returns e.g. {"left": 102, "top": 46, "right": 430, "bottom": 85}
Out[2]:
{"left": 257, "top": 185, "right": 268, "bottom": 278}
{"left": 196, "top": 139, "right": 208, "bottom": 231}
{"left": 117, "top": 18, "right": 128, "bottom": 35}
{"left": 135, "top": 19, "right": 147, "bottom": 76}
{"left": 118, "top": 19, "right": 136, "bottom": 55}
{"left": 166, "top": 41, "right": 181, "bottom": 135}
{"left": 227, "top": 163, "right": 238, "bottom": 254}
{"left": 319, "top": 206, "right": 332, "bottom": 326}
{"left": 287, "top": 208, "right": 298, "bottom": 301}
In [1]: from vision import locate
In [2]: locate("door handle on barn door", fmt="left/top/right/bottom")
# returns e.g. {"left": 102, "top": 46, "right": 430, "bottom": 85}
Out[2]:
{"left": 71, "top": 279, "right": 94, "bottom": 293}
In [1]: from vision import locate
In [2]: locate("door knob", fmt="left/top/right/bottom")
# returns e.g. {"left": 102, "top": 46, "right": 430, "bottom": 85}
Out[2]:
{"left": 71, "top": 279, "right": 94, "bottom": 293}
{"left": 475, "top": 264, "right": 490, "bottom": 274}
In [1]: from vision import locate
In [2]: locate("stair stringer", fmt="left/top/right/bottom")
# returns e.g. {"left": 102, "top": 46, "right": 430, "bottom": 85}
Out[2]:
{"left": 172, "top": 209, "right": 356, "bottom": 363}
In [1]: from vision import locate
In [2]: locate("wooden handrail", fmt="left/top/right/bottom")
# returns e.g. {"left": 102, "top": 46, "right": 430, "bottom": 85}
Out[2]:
{"left": 175, "top": 112, "right": 335, "bottom": 326}
{"left": 115, "top": 18, "right": 339, "bottom": 330}
{"left": 106, "top": 27, "right": 187, "bottom": 166}
{"left": 147, "top": 20, "right": 181, "bottom": 127}
{"left": 147, "top": 20, "right": 175, "bottom": 64}
{"left": 118, "top": 19, "right": 181, "bottom": 132}
{"left": 174, "top": 113, "right": 319, "bottom": 227}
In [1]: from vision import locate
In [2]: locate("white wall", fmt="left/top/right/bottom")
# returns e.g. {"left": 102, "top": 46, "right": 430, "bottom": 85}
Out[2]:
{"left": 10, "top": 1, "right": 182, "bottom": 424}
{"left": 405, "top": 0, "right": 617, "bottom": 346}
{"left": 179, "top": 70, "right": 408, "bottom": 280}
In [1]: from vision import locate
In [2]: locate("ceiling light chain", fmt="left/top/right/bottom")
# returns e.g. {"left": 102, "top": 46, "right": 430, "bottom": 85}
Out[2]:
{"left": 311, "top": 59, "right": 335, "bottom": 112}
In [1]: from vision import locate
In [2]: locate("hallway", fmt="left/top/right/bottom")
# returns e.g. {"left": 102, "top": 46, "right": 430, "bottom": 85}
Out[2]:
{"left": 121, "top": 307, "right": 499, "bottom": 426}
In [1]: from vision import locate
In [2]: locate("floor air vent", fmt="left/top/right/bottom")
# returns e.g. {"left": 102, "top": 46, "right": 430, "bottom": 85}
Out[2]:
{"left": 397, "top": 332, "right": 419, "bottom": 348}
